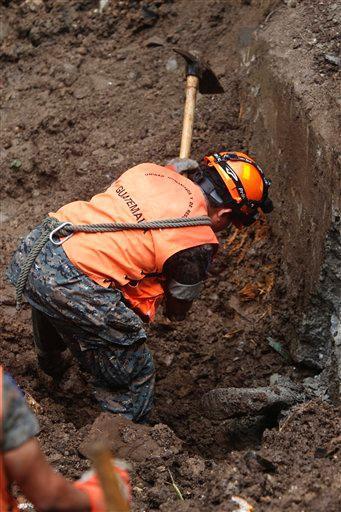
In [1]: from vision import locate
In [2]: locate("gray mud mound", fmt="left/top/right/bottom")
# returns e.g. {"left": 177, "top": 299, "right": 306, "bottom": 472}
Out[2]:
{"left": 202, "top": 377, "right": 306, "bottom": 420}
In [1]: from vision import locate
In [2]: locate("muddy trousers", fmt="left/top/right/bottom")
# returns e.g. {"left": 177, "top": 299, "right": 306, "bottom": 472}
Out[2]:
{"left": 7, "top": 224, "right": 156, "bottom": 423}
{"left": 31, "top": 307, "right": 155, "bottom": 422}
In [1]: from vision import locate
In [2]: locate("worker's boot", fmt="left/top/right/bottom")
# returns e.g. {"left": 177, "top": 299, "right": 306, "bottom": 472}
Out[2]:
{"left": 37, "top": 350, "right": 72, "bottom": 379}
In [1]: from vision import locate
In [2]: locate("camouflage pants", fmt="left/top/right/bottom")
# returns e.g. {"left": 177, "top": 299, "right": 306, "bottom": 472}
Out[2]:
{"left": 7, "top": 225, "right": 155, "bottom": 422}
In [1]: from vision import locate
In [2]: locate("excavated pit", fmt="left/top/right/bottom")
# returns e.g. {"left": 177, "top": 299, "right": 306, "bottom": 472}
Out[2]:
{"left": 1, "top": 1, "right": 340, "bottom": 511}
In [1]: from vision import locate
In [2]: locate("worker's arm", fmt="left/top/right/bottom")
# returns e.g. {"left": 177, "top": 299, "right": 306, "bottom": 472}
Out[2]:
{"left": 163, "top": 244, "right": 215, "bottom": 321}
{"left": 4, "top": 439, "right": 91, "bottom": 512}
{"left": 1, "top": 371, "right": 101, "bottom": 512}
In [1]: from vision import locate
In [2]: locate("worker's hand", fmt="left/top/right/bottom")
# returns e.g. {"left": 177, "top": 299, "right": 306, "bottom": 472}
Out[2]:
{"left": 166, "top": 157, "right": 199, "bottom": 174}
{"left": 164, "top": 295, "right": 193, "bottom": 322}
{"left": 74, "top": 462, "right": 130, "bottom": 512}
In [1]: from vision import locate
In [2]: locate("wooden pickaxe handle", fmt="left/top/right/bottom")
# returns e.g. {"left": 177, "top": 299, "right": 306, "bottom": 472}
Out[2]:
{"left": 91, "top": 444, "right": 130, "bottom": 512}
{"left": 179, "top": 74, "right": 199, "bottom": 158}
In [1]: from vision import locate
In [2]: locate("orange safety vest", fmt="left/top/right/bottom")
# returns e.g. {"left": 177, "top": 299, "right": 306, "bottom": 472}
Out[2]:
{"left": 51, "top": 163, "right": 219, "bottom": 320}
{"left": 0, "top": 366, "right": 19, "bottom": 512}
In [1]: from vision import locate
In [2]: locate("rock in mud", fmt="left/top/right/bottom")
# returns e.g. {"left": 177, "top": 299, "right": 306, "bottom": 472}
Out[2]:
{"left": 179, "top": 456, "right": 206, "bottom": 479}
{"left": 79, "top": 413, "right": 182, "bottom": 463}
{"left": 73, "top": 86, "right": 90, "bottom": 99}
{"left": 202, "top": 376, "right": 306, "bottom": 420}
{"left": 324, "top": 53, "right": 340, "bottom": 67}
{"left": 165, "top": 56, "right": 178, "bottom": 72}
{"left": 145, "top": 36, "right": 165, "bottom": 47}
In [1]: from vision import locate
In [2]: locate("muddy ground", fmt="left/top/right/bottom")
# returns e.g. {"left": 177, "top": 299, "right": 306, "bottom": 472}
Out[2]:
{"left": 1, "top": 1, "right": 340, "bottom": 511}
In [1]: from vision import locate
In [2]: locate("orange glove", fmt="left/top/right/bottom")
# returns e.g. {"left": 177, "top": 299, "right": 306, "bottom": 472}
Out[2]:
{"left": 166, "top": 157, "right": 199, "bottom": 174}
{"left": 74, "top": 471, "right": 105, "bottom": 512}
{"left": 74, "top": 462, "right": 130, "bottom": 512}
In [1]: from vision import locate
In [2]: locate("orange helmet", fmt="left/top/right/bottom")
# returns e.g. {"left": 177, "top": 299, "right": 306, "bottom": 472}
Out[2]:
{"left": 198, "top": 151, "right": 273, "bottom": 227}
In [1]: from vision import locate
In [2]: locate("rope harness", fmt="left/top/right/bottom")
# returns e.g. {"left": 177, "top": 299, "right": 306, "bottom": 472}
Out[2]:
{"left": 15, "top": 215, "right": 212, "bottom": 310}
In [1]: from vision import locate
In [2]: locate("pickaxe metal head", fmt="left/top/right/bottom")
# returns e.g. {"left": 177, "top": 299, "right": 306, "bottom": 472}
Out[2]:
{"left": 173, "top": 47, "right": 224, "bottom": 94}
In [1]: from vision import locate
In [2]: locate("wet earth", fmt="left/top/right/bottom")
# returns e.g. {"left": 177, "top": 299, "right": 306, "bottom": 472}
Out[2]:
{"left": 1, "top": 1, "right": 340, "bottom": 511}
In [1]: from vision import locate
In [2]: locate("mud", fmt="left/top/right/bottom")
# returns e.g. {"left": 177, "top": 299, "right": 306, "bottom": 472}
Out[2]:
{"left": 1, "top": 1, "right": 340, "bottom": 511}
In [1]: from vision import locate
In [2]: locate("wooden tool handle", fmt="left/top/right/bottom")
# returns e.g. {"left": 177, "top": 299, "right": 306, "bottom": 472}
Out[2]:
{"left": 91, "top": 444, "right": 130, "bottom": 512}
{"left": 179, "top": 74, "right": 199, "bottom": 158}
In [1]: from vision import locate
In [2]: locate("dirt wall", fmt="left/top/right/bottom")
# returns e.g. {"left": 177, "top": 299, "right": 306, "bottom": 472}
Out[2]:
{"left": 240, "top": 2, "right": 341, "bottom": 391}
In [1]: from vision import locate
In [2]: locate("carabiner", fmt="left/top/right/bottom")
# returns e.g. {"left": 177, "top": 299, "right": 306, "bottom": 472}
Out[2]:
{"left": 49, "top": 222, "right": 74, "bottom": 246}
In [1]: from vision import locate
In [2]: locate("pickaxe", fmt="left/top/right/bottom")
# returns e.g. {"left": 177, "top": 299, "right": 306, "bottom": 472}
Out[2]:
{"left": 173, "top": 48, "right": 224, "bottom": 158}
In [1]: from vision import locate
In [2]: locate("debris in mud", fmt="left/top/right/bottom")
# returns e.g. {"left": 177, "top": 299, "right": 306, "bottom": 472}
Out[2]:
{"left": 243, "top": 451, "right": 276, "bottom": 473}
{"left": 167, "top": 469, "right": 184, "bottom": 501}
{"left": 25, "top": 391, "right": 43, "bottom": 414}
{"left": 267, "top": 337, "right": 291, "bottom": 361}
{"left": 231, "top": 496, "right": 254, "bottom": 512}
{"left": 17, "top": 502, "right": 35, "bottom": 511}
{"left": 202, "top": 376, "right": 306, "bottom": 420}
{"left": 10, "top": 159, "right": 22, "bottom": 170}
{"left": 99, "top": 0, "right": 109, "bottom": 14}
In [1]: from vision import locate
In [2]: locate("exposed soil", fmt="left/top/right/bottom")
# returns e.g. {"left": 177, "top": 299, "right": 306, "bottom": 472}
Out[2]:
{"left": 1, "top": 1, "right": 340, "bottom": 511}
